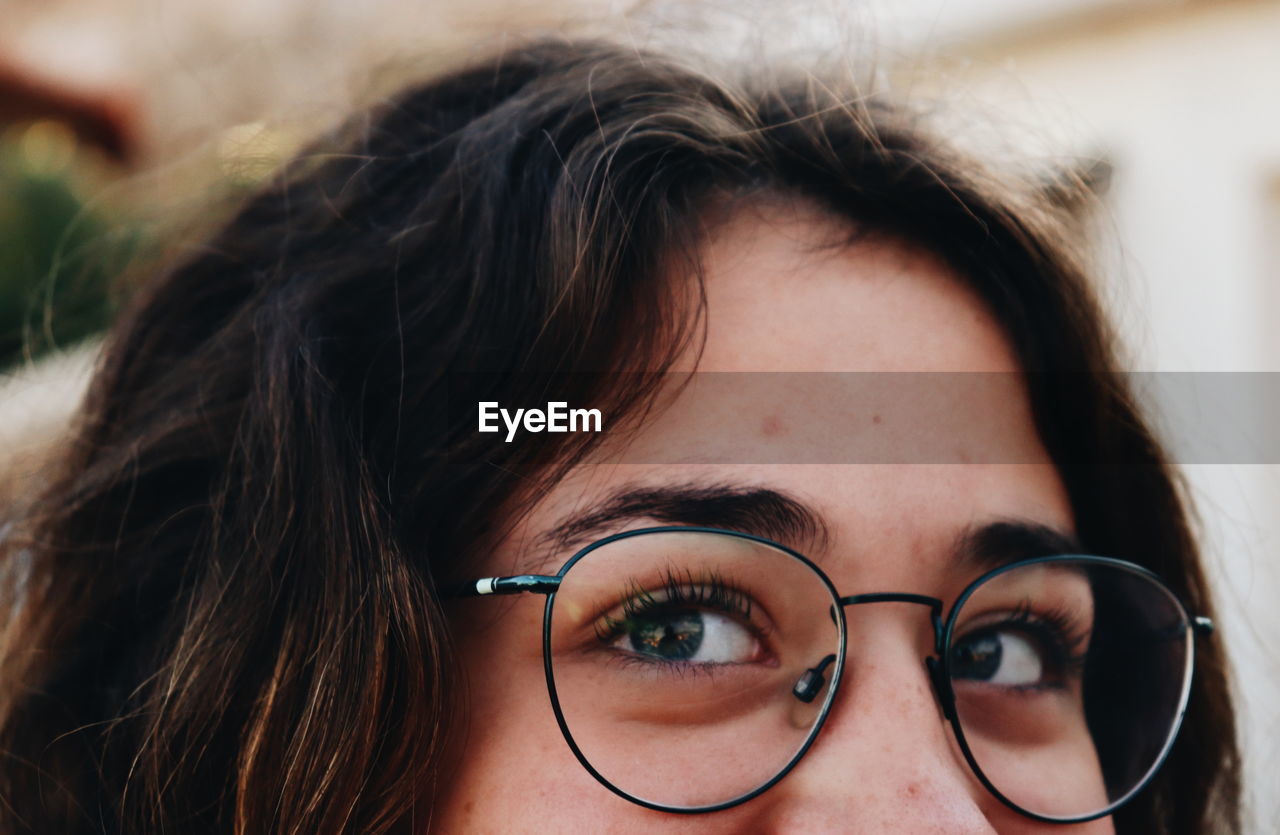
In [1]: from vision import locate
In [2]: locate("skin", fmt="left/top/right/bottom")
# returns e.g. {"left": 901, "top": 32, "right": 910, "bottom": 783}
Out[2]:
{"left": 433, "top": 199, "right": 1115, "bottom": 834}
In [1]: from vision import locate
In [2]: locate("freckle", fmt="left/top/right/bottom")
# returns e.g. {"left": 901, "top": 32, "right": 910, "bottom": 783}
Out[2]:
{"left": 872, "top": 413, "right": 883, "bottom": 425}
{"left": 761, "top": 415, "right": 787, "bottom": 437}
{"left": 464, "top": 801, "right": 475, "bottom": 813}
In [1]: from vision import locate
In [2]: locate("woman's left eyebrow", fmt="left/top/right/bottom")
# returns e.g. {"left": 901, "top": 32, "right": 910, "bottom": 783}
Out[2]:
{"left": 952, "top": 520, "right": 1085, "bottom": 574}
{"left": 531, "top": 482, "right": 831, "bottom": 567}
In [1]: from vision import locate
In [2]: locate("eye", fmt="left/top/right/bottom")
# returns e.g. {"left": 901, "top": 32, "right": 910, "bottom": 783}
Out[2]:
{"left": 594, "top": 570, "right": 769, "bottom": 666}
{"left": 609, "top": 607, "right": 760, "bottom": 664}
{"left": 950, "top": 629, "right": 1045, "bottom": 686}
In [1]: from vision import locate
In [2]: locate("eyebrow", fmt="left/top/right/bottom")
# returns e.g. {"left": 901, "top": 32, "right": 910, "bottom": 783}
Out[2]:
{"left": 953, "top": 520, "right": 1084, "bottom": 574}
{"left": 530, "top": 481, "right": 1082, "bottom": 577}
{"left": 535, "top": 483, "right": 831, "bottom": 564}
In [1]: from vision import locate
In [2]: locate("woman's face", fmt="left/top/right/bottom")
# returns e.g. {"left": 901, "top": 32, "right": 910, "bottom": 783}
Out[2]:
{"left": 435, "top": 201, "right": 1113, "bottom": 833}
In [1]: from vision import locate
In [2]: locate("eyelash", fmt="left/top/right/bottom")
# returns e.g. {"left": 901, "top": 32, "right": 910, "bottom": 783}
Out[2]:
{"left": 593, "top": 568, "right": 756, "bottom": 646}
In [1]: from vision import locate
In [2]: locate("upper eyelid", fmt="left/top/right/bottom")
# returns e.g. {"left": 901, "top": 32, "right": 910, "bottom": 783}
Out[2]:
{"left": 618, "top": 574, "right": 754, "bottom": 617}
{"left": 955, "top": 607, "right": 1092, "bottom": 652}
{"left": 596, "top": 576, "right": 778, "bottom": 642}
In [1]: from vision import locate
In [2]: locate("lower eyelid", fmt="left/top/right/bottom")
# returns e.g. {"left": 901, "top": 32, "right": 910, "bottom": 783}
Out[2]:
{"left": 597, "top": 646, "right": 781, "bottom": 674}
{"left": 955, "top": 679, "right": 1072, "bottom": 696}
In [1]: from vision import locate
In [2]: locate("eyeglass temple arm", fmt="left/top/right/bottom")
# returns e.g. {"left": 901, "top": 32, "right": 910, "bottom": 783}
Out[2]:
{"left": 1150, "top": 616, "right": 1214, "bottom": 642}
{"left": 443, "top": 574, "right": 562, "bottom": 599}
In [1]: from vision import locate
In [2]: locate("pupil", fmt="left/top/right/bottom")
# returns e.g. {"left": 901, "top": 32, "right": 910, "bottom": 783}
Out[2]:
{"left": 954, "top": 633, "right": 1002, "bottom": 680}
{"left": 630, "top": 610, "right": 704, "bottom": 660}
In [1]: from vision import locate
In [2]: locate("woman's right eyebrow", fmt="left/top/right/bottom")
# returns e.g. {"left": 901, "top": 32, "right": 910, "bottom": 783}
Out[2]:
{"left": 530, "top": 482, "right": 832, "bottom": 568}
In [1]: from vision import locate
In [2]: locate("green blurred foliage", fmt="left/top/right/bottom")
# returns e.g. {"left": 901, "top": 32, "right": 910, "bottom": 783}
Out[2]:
{"left": 0, "top": 129, "right": 139, "bottom": 372}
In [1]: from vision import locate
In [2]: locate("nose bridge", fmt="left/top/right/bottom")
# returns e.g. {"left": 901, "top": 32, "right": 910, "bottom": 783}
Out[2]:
{"left": 767, "top": 594, "right": 996, "bottom": 833}
{"left": 837, "top": 592, "right": 946, "bottom": 652}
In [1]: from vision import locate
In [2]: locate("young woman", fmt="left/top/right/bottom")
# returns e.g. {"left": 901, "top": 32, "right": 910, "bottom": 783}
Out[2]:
{"left": 0, "top": 38, "right": 1240, "bottom": 833}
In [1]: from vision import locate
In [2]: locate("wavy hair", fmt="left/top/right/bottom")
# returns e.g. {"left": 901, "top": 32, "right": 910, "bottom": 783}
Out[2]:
{"left": 0, "top": 38, "right": 1238, "bottom": 833}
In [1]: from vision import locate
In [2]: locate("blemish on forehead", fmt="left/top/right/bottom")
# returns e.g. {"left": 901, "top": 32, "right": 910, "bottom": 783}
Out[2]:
{"left": 872, "top": 413, "right": 883, "bottom": 425}
{"left": 761, "top": 415, "right": 787, "bottom": 437}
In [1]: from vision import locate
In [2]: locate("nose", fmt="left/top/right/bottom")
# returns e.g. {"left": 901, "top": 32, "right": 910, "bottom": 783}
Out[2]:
{"left": 747, "top": 607, "right": 999, "bottom": 834}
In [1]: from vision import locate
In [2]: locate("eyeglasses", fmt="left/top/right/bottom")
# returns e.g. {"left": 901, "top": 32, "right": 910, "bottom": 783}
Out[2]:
{"left": 448, "top": 526, "right": 1211, "bottom": 823}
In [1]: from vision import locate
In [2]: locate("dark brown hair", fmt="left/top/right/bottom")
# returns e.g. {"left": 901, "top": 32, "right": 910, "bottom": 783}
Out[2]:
{"left": 0, "top": 37, "right": 1238, "bottom": 833}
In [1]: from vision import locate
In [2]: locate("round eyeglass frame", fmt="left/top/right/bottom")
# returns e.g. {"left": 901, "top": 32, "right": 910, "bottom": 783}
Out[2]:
{"left": 449, "top": 525, "right": 1207, "bottom": 824}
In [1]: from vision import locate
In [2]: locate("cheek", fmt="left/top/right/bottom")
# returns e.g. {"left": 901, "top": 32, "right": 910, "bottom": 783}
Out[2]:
{"left": 954, "top": 700, "right": 1109, "bottom": 818}
{"left": 431, "top": 602, "right": 766, "bottom": 834}
{"left": 431, "top": 601, "right": 620, "bottom": 830}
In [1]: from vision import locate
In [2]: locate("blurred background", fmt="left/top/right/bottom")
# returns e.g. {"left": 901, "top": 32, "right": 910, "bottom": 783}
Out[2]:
{"left": 1, "top": 0, "right": 1276, "bottom": 827}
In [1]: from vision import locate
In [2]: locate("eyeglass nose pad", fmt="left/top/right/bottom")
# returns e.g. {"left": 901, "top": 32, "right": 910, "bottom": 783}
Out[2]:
{"left": 792, "top": 653, "right": 838, "bottom": 703}
{"left": 924, "top": 656, "right": 955, "bottom": 722}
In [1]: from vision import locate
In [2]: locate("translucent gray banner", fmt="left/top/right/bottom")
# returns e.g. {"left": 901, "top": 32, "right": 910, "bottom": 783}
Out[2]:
{"left": 454, "top": 373, "right": 1280, "bottom": 465}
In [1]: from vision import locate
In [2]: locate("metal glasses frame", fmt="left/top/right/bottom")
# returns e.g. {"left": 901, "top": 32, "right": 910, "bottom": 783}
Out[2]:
{"left": 447, "top": 525, "right": 1213, "bottom": 824}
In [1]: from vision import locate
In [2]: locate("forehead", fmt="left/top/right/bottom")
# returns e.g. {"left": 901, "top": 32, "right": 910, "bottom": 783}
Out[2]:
{"left": 684, "top": 197, "right": 1021, "bottom": 375}
{"left": 494, "top": 200, "right": 1073, "bottom": 588}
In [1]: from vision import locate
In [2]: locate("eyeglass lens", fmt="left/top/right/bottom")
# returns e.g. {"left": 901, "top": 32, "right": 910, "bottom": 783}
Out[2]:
{"left": 544, "top": 530, "right": 1192, "bottom": 819}
{"left": 948, "top": 558, "right": 1191, "bottom": 820}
